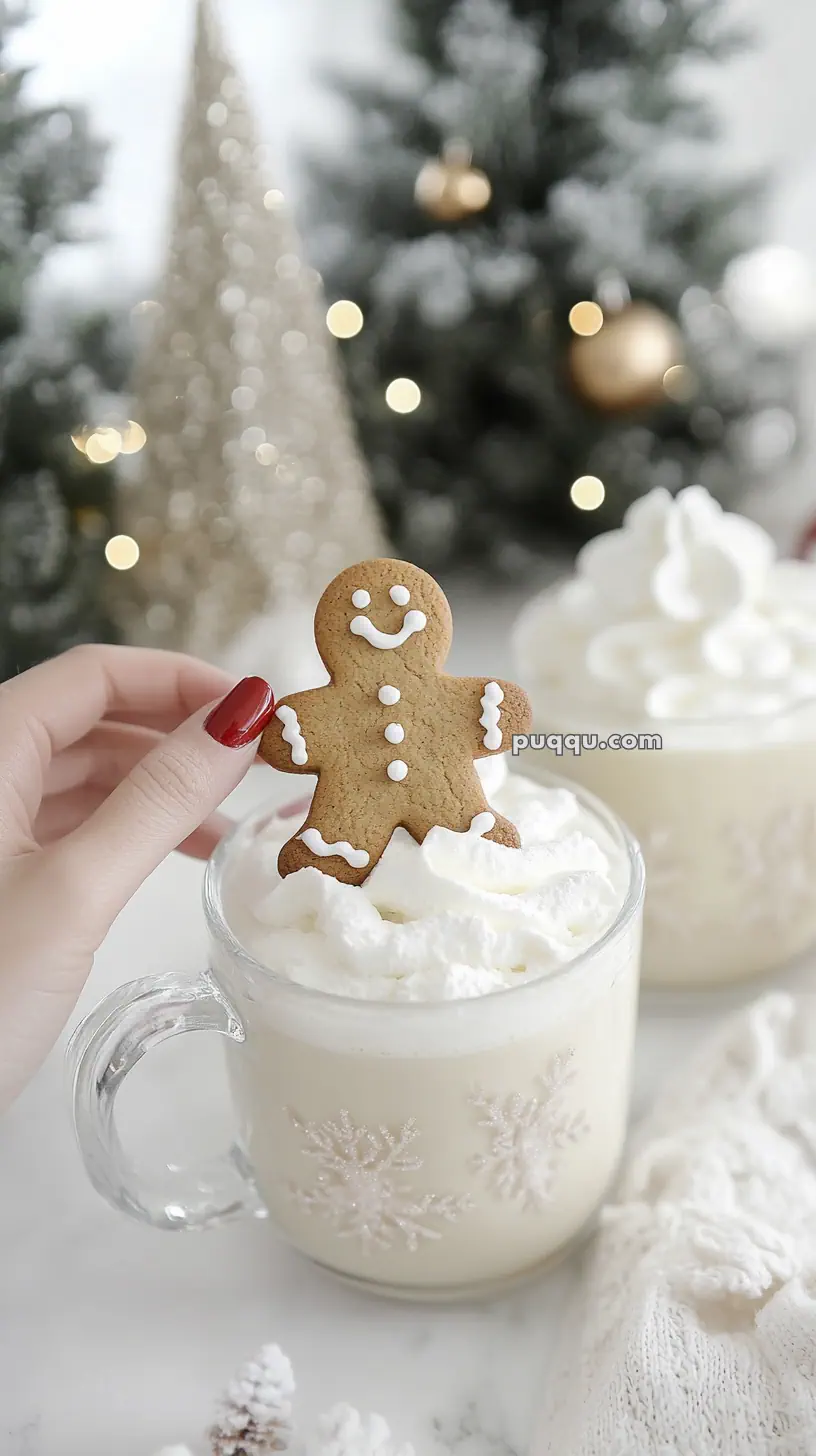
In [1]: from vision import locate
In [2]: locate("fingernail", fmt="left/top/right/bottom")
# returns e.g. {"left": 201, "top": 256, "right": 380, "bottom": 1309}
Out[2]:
{"left": 204, "top": 677, "right": 275, "bottom": 748}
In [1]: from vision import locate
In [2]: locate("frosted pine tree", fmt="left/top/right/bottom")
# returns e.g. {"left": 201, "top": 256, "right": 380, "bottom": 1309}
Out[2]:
{"left": 311, "top": 0, "right": 803, "bottom": 569}
{"left": 208, "top": 1344, "right": 294, "bottom": 1456}
{"left": 315, "top": 1405, "right": 415, "bottom": 1456}
{"left": 117, "top": 0, "right": 386, "bottom": 670}
{"left": 203, "top": 1343, "right": 414, "bottom": 1456}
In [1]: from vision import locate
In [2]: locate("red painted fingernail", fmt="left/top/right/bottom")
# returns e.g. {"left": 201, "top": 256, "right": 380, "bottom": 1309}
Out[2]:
{"left": 204, "top": 677, "right": 275, "bottom": 748}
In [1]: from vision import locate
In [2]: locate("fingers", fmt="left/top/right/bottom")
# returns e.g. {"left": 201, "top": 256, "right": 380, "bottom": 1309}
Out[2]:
{"left": 176, "top": 815, "right": 235, "bottom": 860}
{"left": 35, "top": 786, "right": 233, "bottom": 858}
{"left": 34, "top": 785, "right": 109, "bottom": 843}
{"left": 45, "top": 720, "right": 270, "bottom": 798}
{"left": 0, "top": 645, "right": 235, "bottom": 839}
{"left": 42, "top": 722, "right": 163, "bottom": 796}
{"left": 51, "top": 677, "right": 275, "bottom": 928}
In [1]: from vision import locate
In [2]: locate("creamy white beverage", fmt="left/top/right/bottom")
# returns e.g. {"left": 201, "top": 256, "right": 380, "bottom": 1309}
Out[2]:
{"left": 215, "top": 757, "right": 642, "bottom": 1298}
{"left": 514, "top": 486, "right": 816, "bottom": 989}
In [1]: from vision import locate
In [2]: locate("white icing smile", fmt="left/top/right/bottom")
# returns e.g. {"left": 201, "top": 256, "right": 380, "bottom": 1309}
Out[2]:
{"left": 276, "top": 705, "right": 308, "bottom": 765}
{"left": 300, "top": 827, "right": 370, "bottom": 869}
{"left": 479, "top": 682, "right": 504, "bottom": 750}
{"left": 350, "top": 610, "right": 427, "bottom": 650}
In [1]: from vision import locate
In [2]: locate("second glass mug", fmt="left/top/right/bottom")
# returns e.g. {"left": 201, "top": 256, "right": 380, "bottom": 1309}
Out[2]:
{"left": 68, "top": 778, "right": 644, "bottom": 1301}
{"left": 519, "top": 698, "right": 816, "bottom": 992}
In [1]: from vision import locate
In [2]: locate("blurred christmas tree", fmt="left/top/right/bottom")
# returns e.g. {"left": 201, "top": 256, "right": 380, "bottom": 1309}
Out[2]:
{"left": 0, "top": 7, "right": 124, "bottom": 680}
{"left": 310, "top": 0, "right": 806, "bottom": 570}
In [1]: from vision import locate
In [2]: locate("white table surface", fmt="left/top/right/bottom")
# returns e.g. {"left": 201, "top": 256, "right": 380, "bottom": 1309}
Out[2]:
{"left": 2, "top": 580, "right": 815, "bottom": 1456}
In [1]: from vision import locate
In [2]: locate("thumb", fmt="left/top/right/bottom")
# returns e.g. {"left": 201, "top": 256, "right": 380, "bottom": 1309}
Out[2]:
{"left": 57, "top": 676, "right": 276, "bottom": 929}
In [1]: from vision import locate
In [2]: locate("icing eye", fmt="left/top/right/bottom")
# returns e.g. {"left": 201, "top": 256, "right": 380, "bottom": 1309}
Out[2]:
{"left": 351, "top": 589, "right": 371, "bottom": 609}
{"left": 389, "top": 584, "right": 410, "bottom": 606}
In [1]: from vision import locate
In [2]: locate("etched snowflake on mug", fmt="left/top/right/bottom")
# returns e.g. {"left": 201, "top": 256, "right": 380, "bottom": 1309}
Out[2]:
{"left": 286, "top": 1108, "right": 472, "bottom": 1253}
{"left": 725, "top": 805, "right": 816, "bottom": 931}
{"left": 469, "top": 1052, "right": 589, "bottom": 1211}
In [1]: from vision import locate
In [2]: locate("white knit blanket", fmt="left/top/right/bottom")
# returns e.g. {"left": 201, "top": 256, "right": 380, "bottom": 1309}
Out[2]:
{"left": 535, "top": 993, "right": 816, "bottom": 1456}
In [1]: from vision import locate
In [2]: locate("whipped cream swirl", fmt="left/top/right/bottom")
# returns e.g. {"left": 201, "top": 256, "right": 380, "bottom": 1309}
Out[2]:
{"left": 226, "top": 758, "right": 626, "bottom": 1002}
{"left": 514, "top": 486, "right": 816, "bottom": 720}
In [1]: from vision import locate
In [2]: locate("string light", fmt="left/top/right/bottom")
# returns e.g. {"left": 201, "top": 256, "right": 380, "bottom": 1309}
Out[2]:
{"left": 70, "top": 428, "right": 90, "bottom": 453}
{"left": 326, "top": 300, "right": 364, "bottom": 339}
{"left": 569, "top": 301, "right": 604, "bottom": 337}
{"left": 105, "top": 534, "right": 140, "bottom": 570}
{"left": 385, "top": 378, "right": 421, "bottom": 413}
{"left": 570, "top": 475, "right": 605, "bottom": 510}
{"left": 85, "top": 428, "right": 122, "bottom": 463}
{"left": 120, "top": 420, "right": 147, "bottom": 454}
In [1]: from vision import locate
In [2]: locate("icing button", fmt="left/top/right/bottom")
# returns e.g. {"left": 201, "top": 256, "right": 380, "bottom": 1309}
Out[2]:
{"left": 387, "top": 760, "right": 408, "bottom": 782}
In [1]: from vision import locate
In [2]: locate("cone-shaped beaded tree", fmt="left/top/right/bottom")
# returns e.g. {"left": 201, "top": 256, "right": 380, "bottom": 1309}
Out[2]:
{"left": 117, "top": 0, "right": 387, "bottom": 663}
{"left": 0, "top": 9, "right": 120, "bottom": 679}
{"left": 310, "top": 0, "right": 803, "bottom": 571}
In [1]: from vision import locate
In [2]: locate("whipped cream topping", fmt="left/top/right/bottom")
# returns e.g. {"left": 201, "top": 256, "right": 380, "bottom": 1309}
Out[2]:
{"left": 514, "top": 486, "right": 816, "bottom": 721}
{"left": 226, "top": 757, "right": 626, "bottom": 1002}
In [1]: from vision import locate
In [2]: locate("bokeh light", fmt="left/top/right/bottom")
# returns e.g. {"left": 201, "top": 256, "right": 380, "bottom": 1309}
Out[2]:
{"left": 569, "top": 301, "right": 604, "bottom": 337}
{"left": 120, "top": 420, "right": 147, "bottom": 454}
{"left": 105, "top": 534, "right": 140, "bottom": 570}
{"left": 570, "top": 475, "right": 606, "bottom": 510}
{"left": 662, "top": 364, "right": 696, "bottom": 402}
{"left": 326, "top": 300, "right": 364, "bottom": 339}
{"left": 457, "top": 170, "right": 491, "bottom": 212}
{"left": 85, "top": 428, "right": 122, "bottom": 463}
{"left": 385, "top": 378, "right": 421, "bottom": 413}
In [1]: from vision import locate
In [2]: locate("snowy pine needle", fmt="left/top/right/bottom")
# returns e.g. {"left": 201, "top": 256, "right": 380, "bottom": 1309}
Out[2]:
{"left": 209, "top": 1344, "right": 294, "bottom": 1455}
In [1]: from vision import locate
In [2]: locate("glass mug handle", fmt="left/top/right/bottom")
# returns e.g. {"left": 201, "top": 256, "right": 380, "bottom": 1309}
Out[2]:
{"left": 67, "top": 971, "right": 266, "bottom": 1229}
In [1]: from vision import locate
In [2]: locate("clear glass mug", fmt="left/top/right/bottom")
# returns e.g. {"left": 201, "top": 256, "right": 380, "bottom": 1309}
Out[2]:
{"left": 68, "top": 779, "right": 644, "bottom": 1302}
{"left": 519, "top": 697, "right": 816, "bottom": 992}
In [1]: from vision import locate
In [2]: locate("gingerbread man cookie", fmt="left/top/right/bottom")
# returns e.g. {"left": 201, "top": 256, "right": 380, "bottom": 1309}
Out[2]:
{"left": 259, "top": 559, "right": 532, "bottom": 885}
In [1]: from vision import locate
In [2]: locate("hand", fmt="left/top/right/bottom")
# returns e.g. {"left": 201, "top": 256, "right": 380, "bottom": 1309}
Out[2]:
{"left": 0, "top": 645, "right": 276, "bottom": 1111}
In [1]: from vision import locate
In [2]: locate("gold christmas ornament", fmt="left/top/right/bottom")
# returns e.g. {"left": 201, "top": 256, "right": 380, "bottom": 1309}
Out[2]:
{"left": 569, "top": 301, "right": 684, "bottom": 413}
{"left": 414, "top": 140, "right": 491, "bottom": 222}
